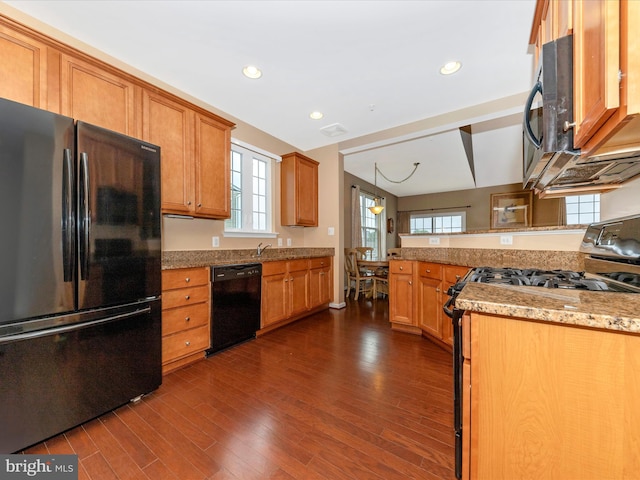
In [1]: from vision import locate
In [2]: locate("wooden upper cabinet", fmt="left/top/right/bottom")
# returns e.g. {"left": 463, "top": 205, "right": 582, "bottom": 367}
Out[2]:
{"left": 142, "top": 90, "right": 193, "bottom": 214}
{"left": 142, "top": 89, "right": 233, "bottom": 218}
{"left": 59, "top": 53, "right": 136, "bottom": 135}
{"left": 0, "top": 23, "right": 48, "bottom": 108}
{"left": 572, "top": 0, "right": 620, "bottom": 149}
{"left": 194, "top": 112, "right": 232, "bottom": 218}
{"left": 281, "top": 152, "right": 319, "bottom": 227}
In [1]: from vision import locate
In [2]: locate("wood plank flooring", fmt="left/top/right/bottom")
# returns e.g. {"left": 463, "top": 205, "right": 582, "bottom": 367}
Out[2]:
{"left": 23, "top": 298, "right": 455, "bottom": 479}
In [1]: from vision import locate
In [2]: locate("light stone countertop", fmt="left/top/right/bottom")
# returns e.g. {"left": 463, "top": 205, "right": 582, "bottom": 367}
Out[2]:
{"left": 455, "top": 282, "right": 640, "bottom": 334}
{"left": 162, "top": 248, "right": 334, "bottom": 270}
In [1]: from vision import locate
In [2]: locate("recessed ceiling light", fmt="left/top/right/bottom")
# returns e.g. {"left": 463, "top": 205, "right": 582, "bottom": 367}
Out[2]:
{"left": 242, "top": 65, "right": 262, "bottom": 79}
{"left": 309, "top": 111, "right": 324, "bottom": 120}
{"left": 440, "top": 61, "right": 462, "bottom": 75}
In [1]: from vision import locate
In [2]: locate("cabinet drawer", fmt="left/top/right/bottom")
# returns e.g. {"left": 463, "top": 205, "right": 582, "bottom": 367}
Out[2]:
{"left": 162, "top": 285, "right": 209, "bottom": 310}
{"left": 418, "top": 262, "right": 442, "bottom": 280}
{"left": 162, "top": 302, "right": 209, "bottom": 336}
{"left": 445, "top": 265, "right": 469, "bottom": 284}
{"left": 309, "top": 257, "right": 330, "bottom": 269}
{"left": 262, "top": 261, "right": 287, "bottom": 277}
{"left": 162, "top": 267, "right": 209, "bottom": 290}
{"left": 390, "top": 260, "right": 413, "bottom": 274}
{"left": 162, "top": 325, "right": 209, "bottom": 363}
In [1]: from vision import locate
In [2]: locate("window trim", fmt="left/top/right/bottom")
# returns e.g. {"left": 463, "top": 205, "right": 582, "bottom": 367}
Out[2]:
{"left": 223, "top": 139, "right": 279, "bottom": 238}
{"left": 409, "top": 211, "right": 466, "bottom": 234}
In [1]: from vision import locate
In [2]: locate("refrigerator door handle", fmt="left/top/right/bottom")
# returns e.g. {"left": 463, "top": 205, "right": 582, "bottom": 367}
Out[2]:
{"left": 62, "top": 148, "right": 75, "bottom": 282}
{"left": 79, "top": 152, "right": 91, "bottom": 281}
{"left": 0, "top": 306, "right": 151, "bottom": 345}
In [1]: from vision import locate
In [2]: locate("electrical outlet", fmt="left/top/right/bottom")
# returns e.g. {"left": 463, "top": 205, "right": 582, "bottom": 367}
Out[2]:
{"left": 500, "top": 235, "right": 513, "bottom": 245}
{"left": 212, "top": 236, "right": 220, "bottom": 247}
{"left": 277, "top": 238, "right": 283, "bottom": 247}
{"left": 429, "top": 237, "right": 440, "bottom": 245}
{"left": 328, "top": 227, "right": 335, "bottom": 236}
{"left": 287, "top": 238, "right": 292, "bottom": 246}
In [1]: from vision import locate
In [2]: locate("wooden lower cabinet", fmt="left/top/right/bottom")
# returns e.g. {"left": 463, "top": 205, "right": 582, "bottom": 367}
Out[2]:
{"left": 161, "top": 267, "right": 210, "bottom": 374}
{"left": 416, "top": 262, "right": 443, "bottom": 338}
{"left": 390, "top": 260, "right": 469, "bottom": 346}
{"left": 389, "top": 260, "right": 416, "bottom": 332}
{"left": 309, "top": 257, "right": 332, "bottom": 309}
{"left": 261, "top": 258, "right": 332, "bottom": 333}
{"left": 467, "top": 312, "right": 640, "bottom": 479}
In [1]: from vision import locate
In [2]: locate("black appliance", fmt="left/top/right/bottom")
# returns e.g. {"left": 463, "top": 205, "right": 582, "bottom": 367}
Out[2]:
{"left": 0, "top": 97, "right": 162, "bottom": 453}
{"left": 444, "top": 213, "right": 640, "bottom": 478}
{"left": 206, "top": 263, "right": 262, "bottom": 355}
{"left": 523, "top": 34, "right": 578, "bottom": 190}
{"left": 523, "top": 34, "right": 640, "bottom": 195}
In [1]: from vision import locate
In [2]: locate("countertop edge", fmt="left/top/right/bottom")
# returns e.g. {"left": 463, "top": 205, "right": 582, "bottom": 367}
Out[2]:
{"left": 456, "top": 282, "right": 640, "bottom": 334}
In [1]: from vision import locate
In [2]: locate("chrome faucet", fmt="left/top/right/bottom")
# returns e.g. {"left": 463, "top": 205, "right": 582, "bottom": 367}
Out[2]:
{"left": 256, "top": 242, "right": 272, "bottom": 257}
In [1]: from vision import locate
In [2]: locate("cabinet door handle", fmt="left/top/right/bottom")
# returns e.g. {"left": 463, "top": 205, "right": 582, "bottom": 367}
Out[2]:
{"left": 436, "top": 288, "right": 440, "bottom": 292}
{"left": 185, "top": 341, "right": 191, "bottom": 346}
{"left": 408, "top": 281, "right": 412, "bottom": 285}
{"left": 197, "top": 203, "right": 202, "bottom": 207}
{"left": 187, "top": 201, "right": 192, "bottom": 205}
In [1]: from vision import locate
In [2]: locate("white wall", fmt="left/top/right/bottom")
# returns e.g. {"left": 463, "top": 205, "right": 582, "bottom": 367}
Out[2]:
{"left": 600, "top": 176, "right": 640, "bottom": 220}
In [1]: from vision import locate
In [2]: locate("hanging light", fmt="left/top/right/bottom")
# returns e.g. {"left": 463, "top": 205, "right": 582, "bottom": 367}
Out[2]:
{"left": 368, "top": 163, "right": 385, "bottom": 215}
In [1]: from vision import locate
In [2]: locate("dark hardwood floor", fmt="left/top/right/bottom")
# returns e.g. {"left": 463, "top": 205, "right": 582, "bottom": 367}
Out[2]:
{"left": 24, "top": 298, "right": 455, "bottom": 479}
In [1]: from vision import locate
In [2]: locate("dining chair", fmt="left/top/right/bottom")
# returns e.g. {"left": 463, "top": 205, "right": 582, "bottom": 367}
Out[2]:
{"left": 373, "top": 274, "right": 389, "bottom": 299}
{"left": 355, "top": 246, "right": 373, "bottom": 260}
{"left": 344, "top": 248, "right": 374, "bottom": 300}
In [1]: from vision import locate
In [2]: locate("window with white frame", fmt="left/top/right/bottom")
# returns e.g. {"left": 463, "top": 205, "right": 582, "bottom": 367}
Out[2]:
{"left": 410, "top": 212, "right": 466, "bottom": 234}
{"left": 359, "top": 191, "right": 384, "bottom": 259}
{"left": 224, "top": 141, "right": 277, "bottom": 236}
{"left": 565, "top": 194, "right": 600, "bottom": 225}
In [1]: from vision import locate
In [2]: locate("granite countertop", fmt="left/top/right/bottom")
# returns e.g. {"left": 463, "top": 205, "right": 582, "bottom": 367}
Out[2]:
{"left": 162, "top": 248, "right": 334, "bottom": 270}
{"left": 455, "top": 282, "right": 640, "bottom": 334}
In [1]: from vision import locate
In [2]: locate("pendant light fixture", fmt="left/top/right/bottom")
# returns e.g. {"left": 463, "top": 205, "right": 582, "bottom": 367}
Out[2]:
{"left": 368, "top": 163, "right": 385, "bottom": 215}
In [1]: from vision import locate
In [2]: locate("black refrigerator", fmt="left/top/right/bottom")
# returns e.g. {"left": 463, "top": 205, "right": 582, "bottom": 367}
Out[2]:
{"left": 0, "top": 97, "right": 162, "bottom": 453}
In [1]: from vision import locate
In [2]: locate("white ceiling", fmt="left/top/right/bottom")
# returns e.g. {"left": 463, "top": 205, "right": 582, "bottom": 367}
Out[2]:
{"left": 4, "top": 0, "right": 538, "bottom": 197}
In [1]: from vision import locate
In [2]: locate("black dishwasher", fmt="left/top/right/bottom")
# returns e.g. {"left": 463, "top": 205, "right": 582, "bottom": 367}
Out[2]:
{"left": 206, "top": 263, "right": 262, "bottom": 356}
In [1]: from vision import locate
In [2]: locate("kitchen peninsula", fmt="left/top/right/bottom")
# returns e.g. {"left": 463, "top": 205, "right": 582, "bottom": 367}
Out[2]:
{"left": 454, "top": 282, "right": 640, "bottom": 479}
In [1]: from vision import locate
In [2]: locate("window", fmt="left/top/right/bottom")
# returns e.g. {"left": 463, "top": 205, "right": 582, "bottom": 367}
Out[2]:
{"left": 359, "top": 191, "right": 385, "bottom": 259}
{"left": 565, "top": 194, "right": 600, "bottom": 225}
{"left": 410, "top": 212, "right": 466, "bottom": 234}
{"left": 224, "top": 140, "right": 277, "bottom": 237}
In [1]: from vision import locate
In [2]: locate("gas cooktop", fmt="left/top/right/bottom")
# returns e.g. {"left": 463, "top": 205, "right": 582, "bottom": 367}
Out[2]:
{"left": 465, "top": 267, "right": 613, "bottom": 291}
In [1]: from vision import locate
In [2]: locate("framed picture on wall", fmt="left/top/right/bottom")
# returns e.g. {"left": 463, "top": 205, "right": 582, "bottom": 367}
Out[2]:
{"left": 490, "top": 191, "right": 533, "bottom": 229}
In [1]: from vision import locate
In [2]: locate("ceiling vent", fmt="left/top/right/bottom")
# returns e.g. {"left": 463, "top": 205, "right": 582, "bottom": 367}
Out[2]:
{"left": 320, "top": 123, "right": 348, "bottom": 137}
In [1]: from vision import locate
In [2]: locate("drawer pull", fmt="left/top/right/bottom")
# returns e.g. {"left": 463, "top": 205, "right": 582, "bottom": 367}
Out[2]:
{"left": 185, "top": 277, "right": 190, "bottom": 283}
{"left": 399, "top": 266, "right": 403, "bottom": 271}
{"left": 426, "top": 269, "right": 431, "bottom": 273}
{"left": 185, "top": 341, "right": 191, "bottom": 346}
{"left": 185, "top": 295, "right": 190, "bottom": 300}
{"left": 185, "top": 317, "right": 190, "bottom": 322}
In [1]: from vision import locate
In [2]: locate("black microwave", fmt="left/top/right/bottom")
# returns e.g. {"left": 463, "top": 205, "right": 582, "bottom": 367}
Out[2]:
{"left": 523, "top": 34, "right": 578, "bottom": 190}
